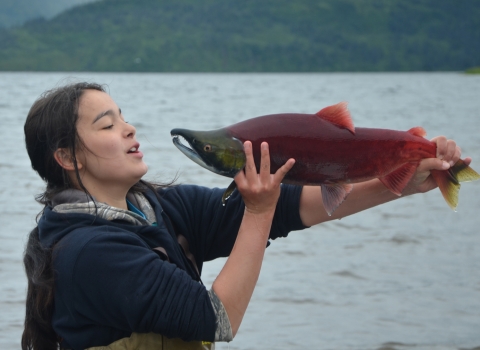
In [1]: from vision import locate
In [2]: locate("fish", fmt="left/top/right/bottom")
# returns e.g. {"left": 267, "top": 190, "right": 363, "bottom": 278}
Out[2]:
{"left": 171, "top": 102, "right": 480, "bottom": 215}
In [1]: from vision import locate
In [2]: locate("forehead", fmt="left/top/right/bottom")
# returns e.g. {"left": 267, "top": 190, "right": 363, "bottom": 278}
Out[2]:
{"left": 78, "top": 90, "right": 118, "bottom": 122}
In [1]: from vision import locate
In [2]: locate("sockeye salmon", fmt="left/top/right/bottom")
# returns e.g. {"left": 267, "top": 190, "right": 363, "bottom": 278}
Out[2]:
{"left": 171, "top": 102, "right": 479, "bottom": 215}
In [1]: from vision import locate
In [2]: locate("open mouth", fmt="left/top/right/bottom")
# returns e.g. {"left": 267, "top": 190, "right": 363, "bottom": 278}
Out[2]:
{"left": 127, "top": 142, "right": 141, "bottom": 154}
{"left": 172, "top": 135, "right": 214, "bottom": 172}
{"left": 172, "top": 135, "right": 198, "bottom": 159}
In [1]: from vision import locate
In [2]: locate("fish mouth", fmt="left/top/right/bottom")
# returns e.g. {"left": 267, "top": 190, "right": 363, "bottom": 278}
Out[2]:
{"left": 171, "top": 134, "right": 221, "bottom": 174}
{"left": 171, "top": 128, "right": 246, "bottom": 178}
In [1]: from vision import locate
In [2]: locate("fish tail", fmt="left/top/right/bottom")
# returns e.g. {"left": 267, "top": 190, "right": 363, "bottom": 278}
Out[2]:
{"left": 431, "top": 159, "right": 480, "bottom": 211}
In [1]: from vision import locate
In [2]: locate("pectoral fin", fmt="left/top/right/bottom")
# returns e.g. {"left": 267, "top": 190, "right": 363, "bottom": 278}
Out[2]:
{"left": 321, "top": 183, "right": 354, "bottom": 216}
{"left": 222, "top": 180, "right": 238, "bottom": 205}
{"left": 379, "top": 162, "right": 419, "bottom": 196}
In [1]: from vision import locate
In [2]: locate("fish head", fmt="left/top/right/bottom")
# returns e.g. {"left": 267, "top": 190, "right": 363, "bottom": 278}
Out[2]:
{"left": 171, "top": 128, "right": 246, "bottom": 178}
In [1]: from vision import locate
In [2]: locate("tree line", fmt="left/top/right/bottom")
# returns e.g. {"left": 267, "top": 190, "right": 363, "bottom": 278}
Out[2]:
{"left": 0, "top": 0, "right": 479, "bottom": 72}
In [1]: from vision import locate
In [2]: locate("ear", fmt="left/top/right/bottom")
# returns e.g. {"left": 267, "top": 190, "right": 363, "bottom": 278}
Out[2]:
{"left": 54, "top": 148, "right": 83, "bottom": 171}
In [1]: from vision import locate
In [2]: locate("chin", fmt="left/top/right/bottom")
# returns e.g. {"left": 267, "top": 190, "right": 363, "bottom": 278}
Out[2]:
{"left": 135, "top": 165, "right": 149, "bottom": 180}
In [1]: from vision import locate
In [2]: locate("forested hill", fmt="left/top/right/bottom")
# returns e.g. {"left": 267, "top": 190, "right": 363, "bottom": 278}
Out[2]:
{"left": 0, "top": 0, "right": 479, "bottom": 72}
{"left": 0, "top": 0, "right": 97, "bottom": 28}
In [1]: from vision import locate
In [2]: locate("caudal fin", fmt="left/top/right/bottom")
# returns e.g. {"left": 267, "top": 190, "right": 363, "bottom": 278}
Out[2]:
{"left": 431, "top": 159, "right": 480, "bottom": 210}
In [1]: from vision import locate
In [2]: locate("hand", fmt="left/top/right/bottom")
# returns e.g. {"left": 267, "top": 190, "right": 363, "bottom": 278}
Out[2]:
{"left": 403, "top": 136, "right": 472, "bottom": 195}
{"left": 234, "top": 141, "right": 295, "bottom": 215}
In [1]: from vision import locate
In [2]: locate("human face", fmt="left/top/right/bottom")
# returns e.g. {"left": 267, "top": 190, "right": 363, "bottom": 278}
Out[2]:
{"left": 75, "top": 90, "right": 148, "bottom": 196}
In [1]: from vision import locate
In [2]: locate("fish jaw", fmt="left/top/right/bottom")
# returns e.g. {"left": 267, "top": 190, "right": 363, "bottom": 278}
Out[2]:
{"left": 171, "top": 128, "right": 246, "bottom": 178}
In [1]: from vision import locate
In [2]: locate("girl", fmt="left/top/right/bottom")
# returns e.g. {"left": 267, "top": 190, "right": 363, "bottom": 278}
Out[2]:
{"left": 22, "top": 82, "right": 465, "bottom": 350}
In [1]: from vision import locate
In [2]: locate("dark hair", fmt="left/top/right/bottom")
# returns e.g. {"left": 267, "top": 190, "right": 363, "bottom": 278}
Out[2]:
{"left": 22, "top": 82, "right": 105, "bottom": 350}
{"left": 25, "top": 82, "right": 105, "bottom": 205}
{"left": 22, "top": 227, "right": 57, "bottom": 350}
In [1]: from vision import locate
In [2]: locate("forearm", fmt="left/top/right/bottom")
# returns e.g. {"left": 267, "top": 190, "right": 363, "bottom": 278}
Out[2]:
{"left": 212, "top": 208, "right": 274, "bottom": 337}
{"left": 300, "top": 179, "right": 401, "bottom": 226}
{"left": 299, "top": 136, "right": 468, "bottom": 227}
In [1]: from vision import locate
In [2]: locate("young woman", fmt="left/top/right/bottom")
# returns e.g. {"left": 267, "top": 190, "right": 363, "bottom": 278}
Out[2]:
{"left": 22, "top": 82, "right": 466, "bottom": 350}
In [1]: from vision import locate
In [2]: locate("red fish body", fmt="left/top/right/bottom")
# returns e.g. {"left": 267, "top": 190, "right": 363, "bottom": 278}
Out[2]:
{"left": 171, "top": 102, "right": 479, "bottom": 215}
{"left": 227, "top": 113, "right": 436, "bottom": 188}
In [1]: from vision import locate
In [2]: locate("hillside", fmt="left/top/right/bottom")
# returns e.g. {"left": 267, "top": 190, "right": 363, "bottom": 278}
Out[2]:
{"left": 0, "top": 0, "right": 98, "bottom": 28}
{"left": 0, "top": 0, "right": 479, "bottom": 72}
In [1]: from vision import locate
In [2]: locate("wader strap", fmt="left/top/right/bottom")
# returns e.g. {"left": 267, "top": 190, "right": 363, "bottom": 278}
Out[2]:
{"left": 160, "top": 211, "right": 202, "bottom": 282}
{"left": 177, "top": 234, "right": 200, "bottom": 278}
{"left": 153, "top": 247, "right": 170, "bottom": 261}
{"left": 85, "top": 332, "right": 214, "bottom": 350}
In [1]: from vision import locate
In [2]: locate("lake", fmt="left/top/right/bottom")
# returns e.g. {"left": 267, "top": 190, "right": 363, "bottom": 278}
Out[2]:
{"left": 0, "top": 72, "right": 479, "bottom": 350}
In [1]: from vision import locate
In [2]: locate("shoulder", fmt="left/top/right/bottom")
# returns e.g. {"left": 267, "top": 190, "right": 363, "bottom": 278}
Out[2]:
{"left": 53, "top": 224, "right": 152, "bottom": 273}
{"left": 57, "top": 224, "right": 149, "bottom": 250}
{"left": 157, "top": 184, "right": 229, "bottom": 213}
{"left": 159, "top": 184, "right": 224, "bottom": 202}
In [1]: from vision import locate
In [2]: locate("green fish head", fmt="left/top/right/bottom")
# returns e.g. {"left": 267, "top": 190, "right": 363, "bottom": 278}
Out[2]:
{"left": 171, "top": 128, "right": 246, "bottom": 178}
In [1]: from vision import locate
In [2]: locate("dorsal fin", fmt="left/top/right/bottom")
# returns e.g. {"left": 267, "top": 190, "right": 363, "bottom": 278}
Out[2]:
{"left": 407, "top": 126, "right": 427, "bottom": 137}
{"left": 315, "top": 102, "right": 355, "bottom": 135}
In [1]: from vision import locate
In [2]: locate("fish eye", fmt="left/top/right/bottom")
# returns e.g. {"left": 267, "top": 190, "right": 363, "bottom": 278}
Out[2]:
{"left": 204, "top": 144, "right": 212, "bottom": 152}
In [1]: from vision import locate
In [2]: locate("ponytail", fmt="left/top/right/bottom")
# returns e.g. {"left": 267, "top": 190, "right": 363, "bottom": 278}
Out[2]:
{"left": 22, "top": 227, "right": 58, "bottom": 350}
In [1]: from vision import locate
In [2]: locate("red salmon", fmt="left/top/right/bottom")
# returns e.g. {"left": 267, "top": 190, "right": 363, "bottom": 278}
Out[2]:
{"left": 171, "top": 102, "right": 479, "bottom": 215}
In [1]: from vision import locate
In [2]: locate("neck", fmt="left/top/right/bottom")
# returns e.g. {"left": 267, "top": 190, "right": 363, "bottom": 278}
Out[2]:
{"left": 67, "top": 171, "right": 138, "bottom": 210}
{"left": 78, "top": 181, "right": 131, "bottom": 211}
{"left": 93, "top": 192, "right": 129, "bottom": 210}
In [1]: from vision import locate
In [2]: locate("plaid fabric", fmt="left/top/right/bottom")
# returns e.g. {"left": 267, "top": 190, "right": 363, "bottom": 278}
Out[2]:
{"left": 53, "top": 192, "right": 156, "bottom": 226}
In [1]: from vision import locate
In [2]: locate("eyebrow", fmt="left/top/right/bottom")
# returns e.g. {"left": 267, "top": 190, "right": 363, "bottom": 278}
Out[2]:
{"left": 92, "top": 108, "right": 122, "bottom": 124}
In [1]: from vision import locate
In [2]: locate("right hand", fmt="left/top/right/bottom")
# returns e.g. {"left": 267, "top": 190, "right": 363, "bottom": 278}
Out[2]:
{"left": 403, "top": 136, "right": 472, "bottom": 196}
{"left": 234, "top": 141, "right": 295, "bottom": 215}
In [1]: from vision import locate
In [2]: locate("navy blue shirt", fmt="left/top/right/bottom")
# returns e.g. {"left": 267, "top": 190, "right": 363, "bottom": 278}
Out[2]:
{"left": 38, "top": 184, "right": 305, "bottom": 349}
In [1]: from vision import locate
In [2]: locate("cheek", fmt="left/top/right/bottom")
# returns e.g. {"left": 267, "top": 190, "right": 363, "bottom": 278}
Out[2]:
{"left": 76, "top": 141, "right": 123, "bottom": 172}
{"left": 100, "top": 140, "right": 122, "bottom": 156}
{"left": 86, "top": 137, "right": 122, "bottom": 159}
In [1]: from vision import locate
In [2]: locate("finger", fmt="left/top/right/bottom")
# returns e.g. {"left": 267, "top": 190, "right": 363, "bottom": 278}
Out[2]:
{"left": 417, "top": 157, "right": 450, "bottom": 172}
{"left": 243, "top": 141, "right": 257, "bottom": 181}
{"left": 464, "top": 157, "right": 472, "bottom": 166}
{"left": 259, "top": 142, "right": 271, "bottom": 183}
{"left": 273, "top": 158, "right": 296, "bottom": 184}
{"left": 432, "top": 136, "right": 447, "bottom": 159}
{"left": 451, "top": 145, "right": 462, "bottom": 165}
{"left": 444, "top": 139, "right": 457, "bottom": 165}
{"left": 234, "top": 164, "right": 247, "bottom": 188}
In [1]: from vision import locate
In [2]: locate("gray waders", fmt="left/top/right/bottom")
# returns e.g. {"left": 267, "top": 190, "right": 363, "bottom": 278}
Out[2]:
{"left": 86, "top": 332, "right": 214, "bottom": 350}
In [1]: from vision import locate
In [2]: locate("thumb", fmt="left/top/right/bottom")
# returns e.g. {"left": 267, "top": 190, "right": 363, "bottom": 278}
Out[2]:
{"left": 418, "top": 157, "right": 450, "bottom": 172}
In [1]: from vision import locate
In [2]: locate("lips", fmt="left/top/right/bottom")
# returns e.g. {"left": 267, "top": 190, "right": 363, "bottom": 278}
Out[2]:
{"left": 127, "top": 143, "right": 140, "bottom": 153}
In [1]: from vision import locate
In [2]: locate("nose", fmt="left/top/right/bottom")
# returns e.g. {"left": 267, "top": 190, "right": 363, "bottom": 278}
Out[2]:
{"left": 124, "top": 121, "right": 136, "bottom": 138}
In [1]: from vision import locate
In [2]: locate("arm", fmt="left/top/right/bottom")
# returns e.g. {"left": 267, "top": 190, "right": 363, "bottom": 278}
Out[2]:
{"left": 300, "top": 136, "right": 472, "bottom": 226}
{"left": 64, "top": 230, "right": 218, "bottom": 345}
{"left": 212, "top": 141, "right": 294, "bottom": 337}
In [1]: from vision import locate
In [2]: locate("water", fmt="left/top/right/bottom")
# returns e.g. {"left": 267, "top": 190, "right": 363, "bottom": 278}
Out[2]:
{"left": 1, "top": 72, "right": 479, "bottom": 350}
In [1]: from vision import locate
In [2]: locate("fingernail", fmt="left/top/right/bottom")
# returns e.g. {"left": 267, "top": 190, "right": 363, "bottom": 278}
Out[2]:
{"left": 449, "top": 160, "right": 455, "bottom": 167}
{"left": 442, "top": 161, "right": 450, "bottom": 169}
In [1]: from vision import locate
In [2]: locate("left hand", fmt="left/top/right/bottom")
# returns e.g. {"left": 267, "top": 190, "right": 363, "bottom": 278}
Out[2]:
{"left": 234, "top": 141, "right": 295, "bottom": 215}
{"left": 403, "top": 136, "right": 472, "bottom": 195}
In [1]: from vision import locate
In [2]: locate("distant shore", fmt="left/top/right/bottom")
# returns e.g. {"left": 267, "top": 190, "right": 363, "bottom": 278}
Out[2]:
{"left": 465, "top": 67, "right": 480, "bottom": 74}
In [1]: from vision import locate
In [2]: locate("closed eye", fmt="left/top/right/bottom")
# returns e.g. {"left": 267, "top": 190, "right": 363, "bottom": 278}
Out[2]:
{"left": 103, "top": 124, "right": 114, "bottom": 130}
